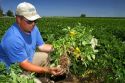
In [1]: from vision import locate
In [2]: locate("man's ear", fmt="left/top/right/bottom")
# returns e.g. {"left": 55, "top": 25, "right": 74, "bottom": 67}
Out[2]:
{"left": 16, "top": 16, "right": 21, "bottom": 23}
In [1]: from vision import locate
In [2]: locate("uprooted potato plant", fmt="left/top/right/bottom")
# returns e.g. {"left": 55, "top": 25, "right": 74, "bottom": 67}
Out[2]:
{"left": 50, "top": 23, "right": 98, "bottom": 78}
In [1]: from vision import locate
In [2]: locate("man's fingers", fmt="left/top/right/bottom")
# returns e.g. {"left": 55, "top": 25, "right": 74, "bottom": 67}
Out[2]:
{"left": 50, "top": 67, "right": 66, "bottom": 76}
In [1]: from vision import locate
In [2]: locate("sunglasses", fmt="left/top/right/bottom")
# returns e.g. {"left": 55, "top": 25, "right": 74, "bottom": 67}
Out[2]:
{"left": 23, "top": 18, "right": 37, "bottom": 24}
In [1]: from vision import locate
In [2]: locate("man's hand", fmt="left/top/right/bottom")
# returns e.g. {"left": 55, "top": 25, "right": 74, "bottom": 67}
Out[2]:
{"left": 49, "top": 67, "right": 63, "bottom": 76}
{"left": 38, "top": 44, "right": 54, "bottom": 53}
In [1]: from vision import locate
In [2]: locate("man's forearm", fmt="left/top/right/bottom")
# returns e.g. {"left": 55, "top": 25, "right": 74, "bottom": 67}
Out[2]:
{"left": 19, "top": 59, "right": 50, "bottom": 73}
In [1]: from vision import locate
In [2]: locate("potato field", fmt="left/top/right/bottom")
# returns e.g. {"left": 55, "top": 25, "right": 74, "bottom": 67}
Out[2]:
{"left": 0, "top": 17, "right": 125, "bottom": 83}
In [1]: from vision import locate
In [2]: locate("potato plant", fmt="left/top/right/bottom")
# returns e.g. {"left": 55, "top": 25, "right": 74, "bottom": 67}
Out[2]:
{"left": 0, "top": 63, "right": 35, "bottom": 83}
{"left": 1, "top": 17, "right": 125, "bottom": 82}
{"left": 50, "top": 23, "right": 98, "bottom": 76}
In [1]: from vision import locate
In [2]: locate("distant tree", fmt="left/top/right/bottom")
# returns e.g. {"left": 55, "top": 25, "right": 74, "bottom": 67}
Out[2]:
{"left": 6, "top": 10, "right": 14, "bottom": 17}
{"left": 80, "top": 14, "right": 86, "bottom": 18}
{"left": 0, "top": 6, "right": 3, "bottom": 17}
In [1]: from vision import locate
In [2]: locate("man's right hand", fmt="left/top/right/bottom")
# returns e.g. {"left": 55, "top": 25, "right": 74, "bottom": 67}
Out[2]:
{"left": 49, "top": 67, "right": 63, "bottom": 76}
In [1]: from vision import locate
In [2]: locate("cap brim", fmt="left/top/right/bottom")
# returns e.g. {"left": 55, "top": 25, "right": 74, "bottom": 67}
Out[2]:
{"left": 24, "top": 14, "right": 41, "bottom": 21}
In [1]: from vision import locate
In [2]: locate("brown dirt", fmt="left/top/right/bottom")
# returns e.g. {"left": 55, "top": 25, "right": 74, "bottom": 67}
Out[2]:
{"left": 37, "top": 73, "right": 103, "bottom": 83}
{"left": 38, "top": 73, "right": 80, "bottom": 83}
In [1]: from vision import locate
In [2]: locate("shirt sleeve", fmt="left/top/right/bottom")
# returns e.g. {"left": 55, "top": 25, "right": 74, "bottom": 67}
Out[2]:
{"left": 36, "top": 27, "right": 45, "bottom": 46}
{"left": 1, "top": 37, "right": 28, "bottom": 63}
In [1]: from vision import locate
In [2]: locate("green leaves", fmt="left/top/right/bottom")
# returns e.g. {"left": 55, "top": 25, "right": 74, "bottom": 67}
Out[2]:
{"left": 51, "top": 24, "right": 98, "bottom": 76}
{"left": 1, "top": 17, "right": 125, "bottom": 82}
{"left": 0, "top": 63, "right": 35, "bottom": 83}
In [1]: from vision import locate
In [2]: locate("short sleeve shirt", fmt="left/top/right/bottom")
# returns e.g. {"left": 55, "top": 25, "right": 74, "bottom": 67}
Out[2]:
{"left": 0, "top": 23, "right": 44, "bottom": 67}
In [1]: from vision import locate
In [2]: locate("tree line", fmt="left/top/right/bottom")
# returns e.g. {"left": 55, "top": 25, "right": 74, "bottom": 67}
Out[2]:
{"left": 0, "top": 6, "right": 86, "bottom": 17}
{"left": 0, "top": 6, "right": 14, "bottom": 17}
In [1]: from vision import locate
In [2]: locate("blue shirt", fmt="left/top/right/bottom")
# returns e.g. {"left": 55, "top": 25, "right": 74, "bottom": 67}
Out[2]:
{"left": 0, "top": 23, "right": 44, "bottom": 67}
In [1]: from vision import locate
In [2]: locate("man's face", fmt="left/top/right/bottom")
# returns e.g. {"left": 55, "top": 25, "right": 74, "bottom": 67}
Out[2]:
{"left": 19, "top": 16, "right": 37, "bottom": 33}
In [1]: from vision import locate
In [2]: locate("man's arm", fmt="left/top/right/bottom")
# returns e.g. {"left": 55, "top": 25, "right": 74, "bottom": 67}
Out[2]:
{"left": 19, "top": 59, "right": 62, "bottom": 75}
{"left": 19, "top": 59, "right": 50, "bottom": 73}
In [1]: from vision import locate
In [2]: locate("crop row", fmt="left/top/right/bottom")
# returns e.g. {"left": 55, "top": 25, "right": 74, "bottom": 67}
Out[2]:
{"left": 0, "top": 17, "right": 125, "bottom": 82}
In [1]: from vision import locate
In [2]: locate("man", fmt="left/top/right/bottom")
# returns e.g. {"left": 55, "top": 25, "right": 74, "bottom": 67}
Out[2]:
{"left": 0, "top": 2, "right": 62, "bottom": 76}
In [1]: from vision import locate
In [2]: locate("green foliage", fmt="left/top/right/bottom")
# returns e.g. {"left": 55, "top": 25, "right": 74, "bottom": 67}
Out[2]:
{"left": 49, "top": 23, "right": 98, "bottom": 77}
{"left": 0, "top": 63, "right": 35, "bottom": 83}
{"left": 0, "top": 6, "right": 3, "bottom": 17}
{"left": 0, "top": 17, "right": 125, "bottom": 82}
{"left": 92, "top": 25, "right": 125, "bottom": 82}
{"left": 0, "top": 17, "right": 15, "bottom": 40}
{"left": 39, "top": 17, "right": 125, "bottom": 82}
{"left": 6, "top": 10, "right": 14, "bottom": 17}
{"left": 80, "top": 13, "right": 86, "bottom": 17}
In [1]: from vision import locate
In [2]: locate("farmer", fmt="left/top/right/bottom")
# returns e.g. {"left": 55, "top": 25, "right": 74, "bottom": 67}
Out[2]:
{"left": 0, "top": 2, "right": 62, "bottom": 77}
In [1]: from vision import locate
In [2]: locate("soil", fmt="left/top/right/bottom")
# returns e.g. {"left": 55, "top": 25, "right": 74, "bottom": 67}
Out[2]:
{"left": 38, "top": 73, "right": 79, "bottom": 83}
{"left": 37, "top": 73, "right": 103, "bottom": 83}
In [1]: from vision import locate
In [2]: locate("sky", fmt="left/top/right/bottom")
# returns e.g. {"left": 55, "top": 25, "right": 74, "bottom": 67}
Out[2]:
{"left": 0, "top": 0, "right": 125, "bottom": 17}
